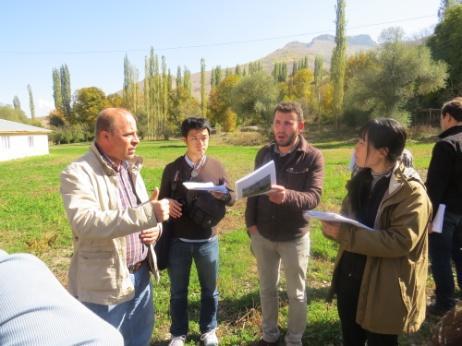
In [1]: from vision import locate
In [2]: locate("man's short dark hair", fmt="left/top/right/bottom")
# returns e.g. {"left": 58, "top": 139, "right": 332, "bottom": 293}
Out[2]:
{"left": 274, "top": 102, "right": 304, "bottom": 122}
{"left": 442, "top": 97, "right": 462, "bottom": 122}
{"left": 181, "top": 117, "right": 211, "bottom": 137}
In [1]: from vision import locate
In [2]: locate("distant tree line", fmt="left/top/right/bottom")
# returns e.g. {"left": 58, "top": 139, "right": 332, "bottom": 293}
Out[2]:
{"left": 0, "top": 85, "right": 41, "bottom": 127}
{"left": 12, "top": 0, "right": 459, "bottom": 144}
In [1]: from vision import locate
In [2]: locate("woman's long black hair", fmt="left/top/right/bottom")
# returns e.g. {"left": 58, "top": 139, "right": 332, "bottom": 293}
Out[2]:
{"left": 348, "top": 118, "right": 407, "bottom": 216}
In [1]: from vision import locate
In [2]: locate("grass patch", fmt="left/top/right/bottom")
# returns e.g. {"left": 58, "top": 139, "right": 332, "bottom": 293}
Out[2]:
{"left": 0, "top": 139, "right": 437, "bottom": 345}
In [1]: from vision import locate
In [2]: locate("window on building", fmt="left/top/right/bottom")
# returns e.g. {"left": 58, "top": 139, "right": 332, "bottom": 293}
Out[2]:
{"left": 1, "top": 136, "right": 10, "bottom": 150}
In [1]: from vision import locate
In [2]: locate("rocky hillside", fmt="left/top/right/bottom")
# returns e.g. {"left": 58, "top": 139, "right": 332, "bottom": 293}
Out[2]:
{"left": 190, "top": 34, "right": 377, "bottom": 95}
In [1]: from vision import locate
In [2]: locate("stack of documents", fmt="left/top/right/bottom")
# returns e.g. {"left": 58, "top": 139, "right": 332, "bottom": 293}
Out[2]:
{"left": 183, "top": 160, "right": 277, "bottom": 200}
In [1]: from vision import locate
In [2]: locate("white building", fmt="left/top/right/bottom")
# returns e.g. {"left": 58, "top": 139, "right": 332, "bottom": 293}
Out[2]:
{"left": 0, "top": 119, "right": 52, "bottom": 162}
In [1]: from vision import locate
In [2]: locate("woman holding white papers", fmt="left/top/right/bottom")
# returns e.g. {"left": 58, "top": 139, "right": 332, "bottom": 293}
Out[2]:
{"left": 321, "top": 118, "right": 431, "bottom": 346}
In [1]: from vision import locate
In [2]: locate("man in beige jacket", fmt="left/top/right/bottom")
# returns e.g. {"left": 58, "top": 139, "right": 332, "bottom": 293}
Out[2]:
{"left": 60, "top": 108, "right": 169, "bottom": 346}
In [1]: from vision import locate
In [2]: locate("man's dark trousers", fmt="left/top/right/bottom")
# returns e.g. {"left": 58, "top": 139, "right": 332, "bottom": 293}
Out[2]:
{"left": 430, "top": 211, "right": 462, "bottom": 309}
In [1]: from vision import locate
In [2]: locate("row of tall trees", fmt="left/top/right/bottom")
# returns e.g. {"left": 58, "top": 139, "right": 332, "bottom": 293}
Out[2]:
{"left": 120, "top": 48, "right": 201, "bottom": 139}
{"left": 48, "top": 63, "right": 124, "bottom": 143}
{"left": 47, "top": 34, "right": 447, "bottom": 142}
{"left": 51, "top": 65, "right": 72, "bottom": 121}
{"left": 44, "top": 0, "right": 461, "bottom": 143}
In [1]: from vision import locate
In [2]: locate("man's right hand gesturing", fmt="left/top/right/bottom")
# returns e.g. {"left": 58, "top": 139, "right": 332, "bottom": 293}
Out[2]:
{"left": 150, "top": 187, "right": 170, "bottom": 222}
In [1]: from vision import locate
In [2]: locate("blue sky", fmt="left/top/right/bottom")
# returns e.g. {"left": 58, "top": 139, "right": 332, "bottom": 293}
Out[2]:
{"left": 0, "top": 0, "right": 440, "bottom": 117}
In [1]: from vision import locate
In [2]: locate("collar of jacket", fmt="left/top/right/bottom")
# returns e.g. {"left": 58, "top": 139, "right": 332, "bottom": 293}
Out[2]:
{"left": 439, "top": 125, "right": 462, "bottom": 139}
{"left": 90, "top": 142, "right": 143, "bottom": 176}
{"left": 373, "top": 162, "right": 425, "bottom": 230}
{"left": 388, "top": 162, "right": 424, "bottom": 196}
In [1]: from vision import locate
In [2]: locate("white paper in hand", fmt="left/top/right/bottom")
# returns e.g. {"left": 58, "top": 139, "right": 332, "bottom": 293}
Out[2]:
{"left": 304, "top": 210, "right": 375, "bottom": 231}
{"left": 235, "top": 160, "right": 276, "bottom": 199}
{"left": 182, "top": 182, "right": 228, "bottom": 193}
{"left": 432, "top": 204, "right": 446, "bottom": 234}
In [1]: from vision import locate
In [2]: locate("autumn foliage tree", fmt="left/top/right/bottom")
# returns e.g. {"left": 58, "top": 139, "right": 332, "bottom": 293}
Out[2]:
{"left": 208, "top": 74, "right": 241, "bottom": 131}
{"left": 73, "top": 87, "right": 109, "bottom": 129}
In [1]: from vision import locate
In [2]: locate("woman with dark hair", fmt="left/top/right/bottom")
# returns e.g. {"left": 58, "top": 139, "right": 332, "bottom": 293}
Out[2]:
{"left": 321, "top": 118, "right": 432, "bottom": 346}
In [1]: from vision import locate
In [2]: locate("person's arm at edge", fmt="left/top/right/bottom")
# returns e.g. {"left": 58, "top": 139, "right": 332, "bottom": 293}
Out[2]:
{"left": 0, "top": 250, "right": 124, "bottom": 345}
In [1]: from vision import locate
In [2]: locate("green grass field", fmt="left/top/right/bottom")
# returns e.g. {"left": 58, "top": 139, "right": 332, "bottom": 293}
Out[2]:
{"left": 0, "top": 138, "right": 439, "bottom": 345}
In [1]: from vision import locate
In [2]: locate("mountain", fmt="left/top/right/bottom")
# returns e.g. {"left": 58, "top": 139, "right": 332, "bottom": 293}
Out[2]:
{"left": 259, "top": 34, "right": 376, "bottom": 70}
{"left": 120, "top": 34, "right": 377, "bottom": 98}
{"left": 190, "top": 34, "right": 377, "bottom": 96}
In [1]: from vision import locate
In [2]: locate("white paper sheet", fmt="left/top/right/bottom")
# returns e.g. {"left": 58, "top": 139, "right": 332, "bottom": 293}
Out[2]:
{"left": 432, "top": 204, "right": 446, "bottom": 234}
{"left": 182, "top": 181, "right": 228, "bottom": 193}
{"left": 304, "top": 210, "right": 375, "bottom": 231}
{"left": 235, "top": 160, "right": 276, "bottom": 199}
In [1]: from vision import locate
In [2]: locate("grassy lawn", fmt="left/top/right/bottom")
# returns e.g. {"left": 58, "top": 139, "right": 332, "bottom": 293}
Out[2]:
{"left": 0, "top": 138, "right": 439, "bottom": 345}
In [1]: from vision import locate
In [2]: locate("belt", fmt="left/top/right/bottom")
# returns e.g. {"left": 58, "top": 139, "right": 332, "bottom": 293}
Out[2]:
{"left": 128, "top": 260, "right": 145, "bottom": 274}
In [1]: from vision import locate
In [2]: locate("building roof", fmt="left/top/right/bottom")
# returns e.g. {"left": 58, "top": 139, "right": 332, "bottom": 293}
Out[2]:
{"left": 0, "top": 119, "right": 52, "bottom": 134}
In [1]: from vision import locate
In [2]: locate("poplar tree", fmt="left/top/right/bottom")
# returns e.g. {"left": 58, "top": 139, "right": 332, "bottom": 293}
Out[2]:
{"left": 176, "top": 66, "right": 182, "bottom": 96}
{"left": 123, "top": 55, "right": 139, "bottom": 112}
{"left": 272, "top": 63, "right": 279, "bottom": 81}
{"left": 313, "top": 56, "right": 324, "bottom": 120}
{"left": 144, "top": 48, "right": 162, "bottom": 138}
{"left": 200, "top": 58, "right": 207, "bottom": 116}
{"left": 280, "top": 63, "right": 284, "bottom": 79}
{"left": 161, "top": 56, "right": 169, "bottom": 122}
{"left": 330, "top": 0, "right": 346, "bottom": 128}
{"left": 52, "top": 68, "right": 63, "bottom": 113}
{"left": 210, "top": 68, "right": 215, "bottom": 88}
{"left": 292, "top": 61, "right": 298, "bottom": 76}
{"left": 272, "top": 63, "right": 288, "bottom": 82}
{"left": 13, "top": 96, "right": 21, "bottom": 112}
{"left": 144, "top": 56, "right": 151, "bottom": 132}
{"left": 183, "top": 67, "right": 192, "bottom": 95}
{"left": 167, "top": 69, "right": 173, "bottom": 94}
{"left": 27, "top": 84, "right": 35, "bottom": 119}
{"left": 213, "top": 66, "right": 222, "bottom": 87}
{"left": 123, "top": 55, "right": 131, "bottom": 108}
{"left": 314, "top": 56, "right": 324, "bottom": 95}
{"left": 248, "top": 61, "right": 262, "bottom": 74}
{"left": 60, "top": 64, "right": 72, "bottom": 120}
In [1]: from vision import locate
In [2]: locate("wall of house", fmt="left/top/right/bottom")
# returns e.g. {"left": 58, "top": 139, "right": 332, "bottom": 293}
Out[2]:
{"left": 0, "top": 134, "right": 49, "bottom": 162}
